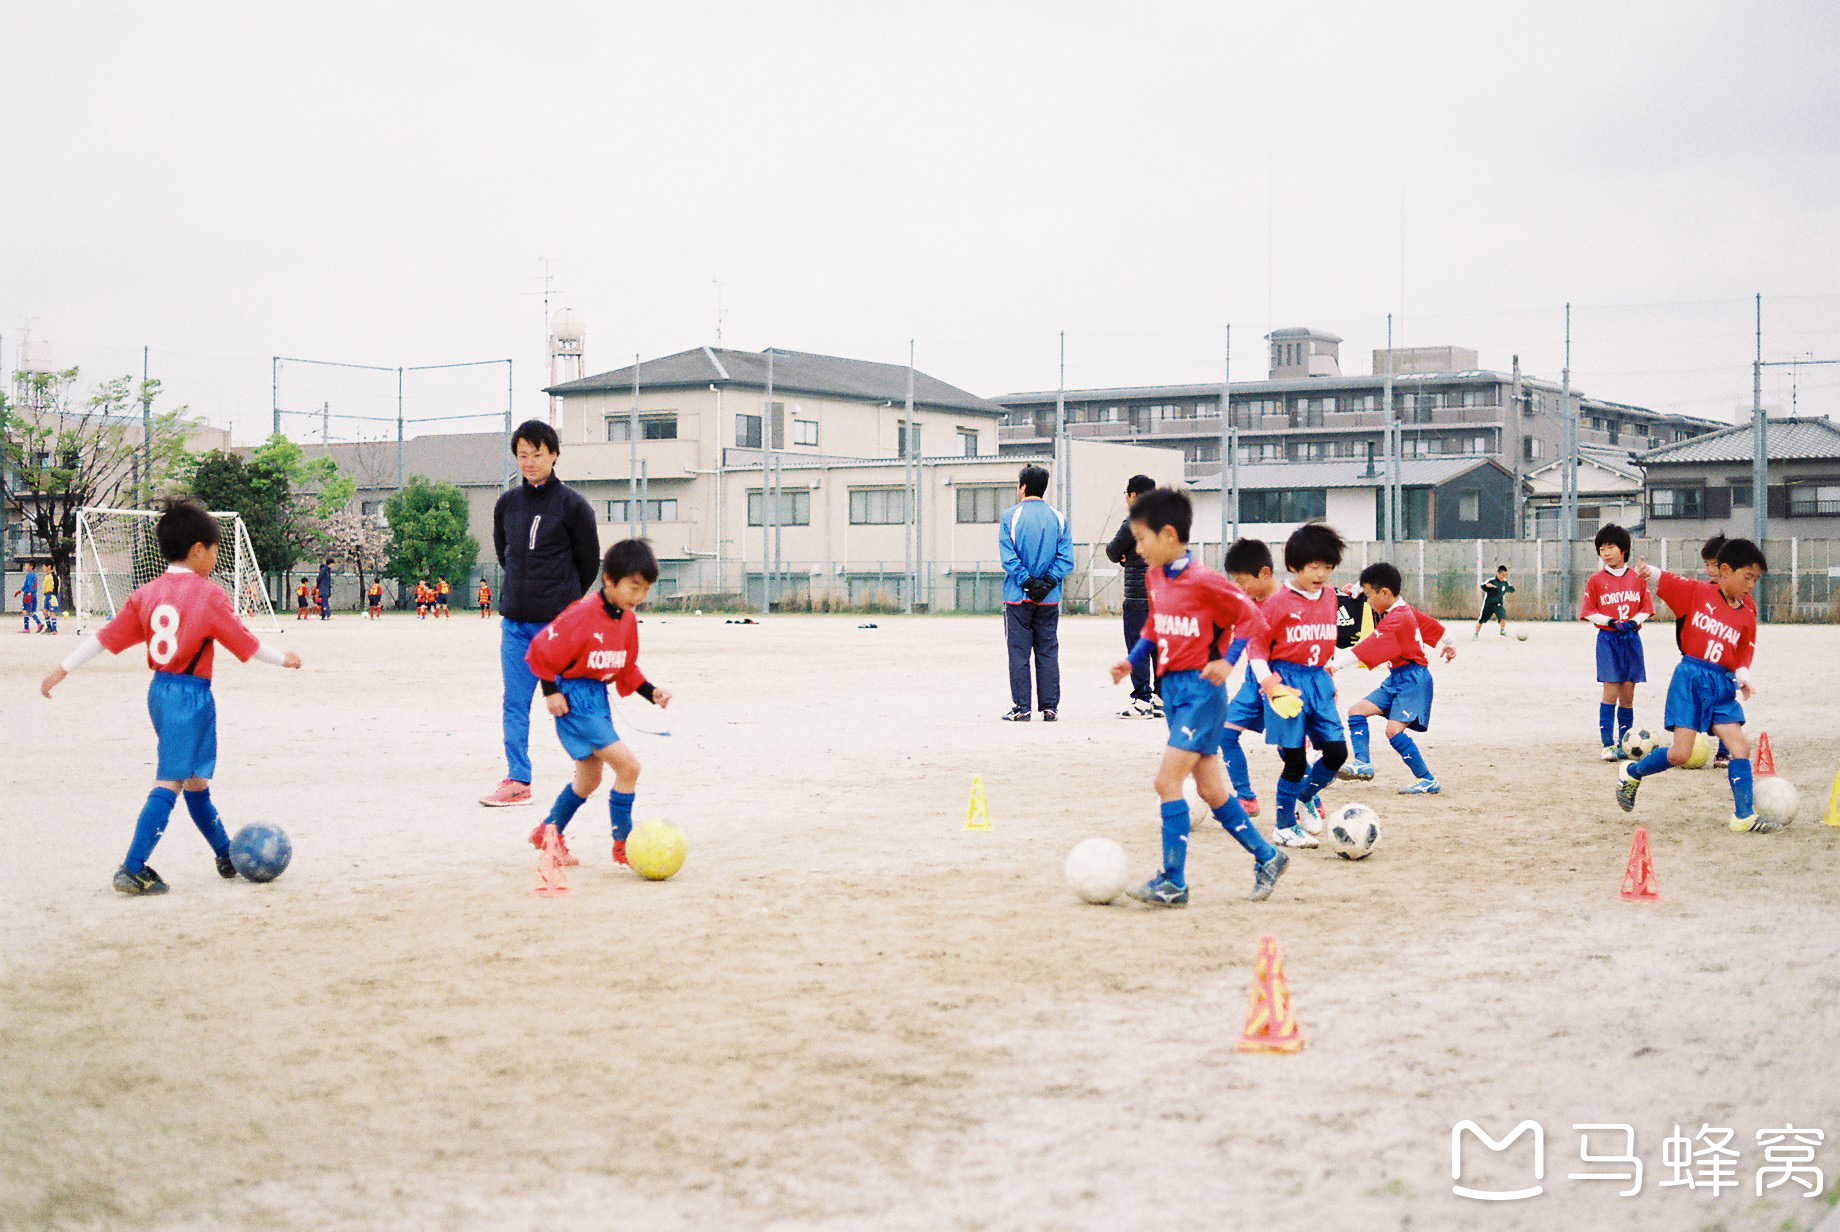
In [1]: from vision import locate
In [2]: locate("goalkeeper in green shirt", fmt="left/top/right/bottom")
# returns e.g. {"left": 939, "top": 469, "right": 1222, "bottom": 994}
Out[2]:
{"left": 1474, "top": 565, "right": 1514, "bottom": 638}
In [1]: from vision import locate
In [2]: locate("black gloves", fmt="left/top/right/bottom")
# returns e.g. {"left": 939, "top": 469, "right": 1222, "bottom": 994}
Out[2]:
{"left": 1022, "top": 575, "right": 1056, "bottom": 602}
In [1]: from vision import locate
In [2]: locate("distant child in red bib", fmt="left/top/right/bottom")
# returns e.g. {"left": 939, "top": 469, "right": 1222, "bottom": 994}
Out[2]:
{"left": 1580, "top": 524, "right": 1653, "bottom": 760}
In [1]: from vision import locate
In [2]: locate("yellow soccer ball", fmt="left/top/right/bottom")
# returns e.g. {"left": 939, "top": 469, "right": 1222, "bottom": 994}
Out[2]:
{"left": 626, "top": 819, "right": 687, "bottom": 881}
{"left": 1684, "top": 731, "right": 1712, "bottom": 770}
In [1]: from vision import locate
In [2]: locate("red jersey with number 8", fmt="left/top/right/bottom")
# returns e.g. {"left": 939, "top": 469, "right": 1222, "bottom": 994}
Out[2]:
{"left": 1655, "top": 570, "right": 1754, "bottom": 671}
{"left": 96, "top": 567, "right": 261, "bottom": 679}
{"left": 1143, "top": 557, "right": 1269, "bottom": 676}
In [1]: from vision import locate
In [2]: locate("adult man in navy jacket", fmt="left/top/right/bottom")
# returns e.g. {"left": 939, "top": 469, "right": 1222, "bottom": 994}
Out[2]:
{"left": 998, "top": 464, "right": 1074, "bottom": 721}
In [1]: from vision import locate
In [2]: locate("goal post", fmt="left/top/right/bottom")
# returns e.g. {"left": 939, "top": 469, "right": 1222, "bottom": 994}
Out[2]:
{"left": 72, "top": 507, "right": 282, "bottom": 633}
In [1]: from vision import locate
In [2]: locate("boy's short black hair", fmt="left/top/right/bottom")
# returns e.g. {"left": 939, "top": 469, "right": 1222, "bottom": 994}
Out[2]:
{"left": 1127, "top": 487, "right": 1191, "bottom": 542}
{"left": 1716, "top": 537, "right": 1767, "bottom": 573}
{"left": 1018, "top": 465, "right": 1050, "bottom": 497}
{"left": 1359, "top": 561, "right": 1403, "bottom": 596}
{"left": 1224, "top": 537, "right": 1273, "bottom": 577}
{"left": 1701, "top": 532, "right": 1729, "bottom": 562}
{"left": 1496, "top": 564, "right": 1509, "bottom": 572}
{"left": 602, "top": 538, "right": 660, "bottom": 583}
{"left": 511, "top": 418, "right": 561, "bottom": 456}
{"left": 156, "top": 499, "right": 220, "bottom": 562}
{"left": 1125, "top": 474, "right": 1155, "bottom": 497}
{"left": 1283, "top": 522, "right": 1345, "bottom": 572}
{"left": 1593, "top": 523, "right": 1632, "bottom": 557}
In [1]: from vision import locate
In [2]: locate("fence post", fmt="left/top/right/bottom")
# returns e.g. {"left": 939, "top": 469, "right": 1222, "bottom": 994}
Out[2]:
{"left": 1791, "top": 537, "right": 1799, "bottom": 621}
{"left": 1417, "top": 540, "right": 1425, "bottom": 605}
{"left": 1535, "top": 538, "right": 1544, "bottom": 617}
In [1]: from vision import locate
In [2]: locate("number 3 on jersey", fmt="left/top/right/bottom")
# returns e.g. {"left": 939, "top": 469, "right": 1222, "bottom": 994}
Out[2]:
{"left": 149, "top": 603, "right": 181, "bottom": 665}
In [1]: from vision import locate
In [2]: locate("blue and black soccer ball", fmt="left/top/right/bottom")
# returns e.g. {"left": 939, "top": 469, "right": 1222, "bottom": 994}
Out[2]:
{"left": 229, "top": 823, "right": 293, "bottom": 883}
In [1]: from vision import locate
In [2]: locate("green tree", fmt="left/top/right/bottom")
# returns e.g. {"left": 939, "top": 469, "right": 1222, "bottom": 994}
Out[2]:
{"left": 181, "top": 434, "right": 355, "bottom": 591}
{"left": 384, "top": 476, "right": 478, "bottom": 590}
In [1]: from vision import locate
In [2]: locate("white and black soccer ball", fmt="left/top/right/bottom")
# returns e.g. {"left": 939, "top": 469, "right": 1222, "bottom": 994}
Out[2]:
{"left": 1753, "top": 776, "right": 1801, "bottom": 829}
{"left": 1064, "top": 837, "right": 1130, "bottom": 904}
{"left": 1622, "top": 728, "right": 1659, "bottom": 759}
{"left": 1326, "top": 803, "right": 1381, "bottom": 861}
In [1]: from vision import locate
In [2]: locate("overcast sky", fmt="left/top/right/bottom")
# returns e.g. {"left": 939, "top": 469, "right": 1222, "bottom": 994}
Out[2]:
{"left": 4, "top": 1, "right": 1838, "bottom": 443}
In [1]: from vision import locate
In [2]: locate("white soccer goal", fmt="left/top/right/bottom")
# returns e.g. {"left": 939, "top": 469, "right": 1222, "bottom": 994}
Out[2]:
{"left": 72, "top": 507, "right": 282, "bottom": 632}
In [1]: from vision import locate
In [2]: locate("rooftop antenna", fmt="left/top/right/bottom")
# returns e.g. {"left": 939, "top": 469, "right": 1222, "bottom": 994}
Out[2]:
{"left": 712, "top": 279, "right": 727, "bottom": 346}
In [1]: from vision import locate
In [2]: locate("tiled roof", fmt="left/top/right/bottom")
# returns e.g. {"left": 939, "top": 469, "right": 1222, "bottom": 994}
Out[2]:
{"left": 1186, "top": 457, "right": 1504, "bottom": 491}
{"left": 1640, "top": 416, "right": 1840, "bottom": 464}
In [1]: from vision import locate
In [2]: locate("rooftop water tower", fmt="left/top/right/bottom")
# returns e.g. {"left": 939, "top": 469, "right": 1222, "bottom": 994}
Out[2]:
{"left": 547, "top": 307, "right": 586, "bottom": 431}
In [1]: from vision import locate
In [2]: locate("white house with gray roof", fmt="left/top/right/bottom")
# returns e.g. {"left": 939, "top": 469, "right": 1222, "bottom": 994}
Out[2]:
{"left": 1641, "top": 416, "right": 1840, "bottom": 539}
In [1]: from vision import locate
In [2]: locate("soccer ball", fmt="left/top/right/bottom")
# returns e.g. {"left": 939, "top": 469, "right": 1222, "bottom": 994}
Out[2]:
{"left": 1516, "top": 631, "right": 1529, "bottom": 642}
{"left": 1064, "top": 837, "right": 1130, "bottom": 904}
{"left": 626, "top": 820, "right": 687, "bottom": 880}
{"left": 228, "top": 822, "right": 292, "bottom": 883}
{"left": 1326, "top": 803, "right": 1381, "bottom": 861}
{"left": 1753, "top": 777, "right": 1801, "bottom": 829}
{"left": 1684, "top": 731, "right": 1713, "bottom": 769}
{"left": 1621, "top": 728, "right": 1659, "bottom": 760}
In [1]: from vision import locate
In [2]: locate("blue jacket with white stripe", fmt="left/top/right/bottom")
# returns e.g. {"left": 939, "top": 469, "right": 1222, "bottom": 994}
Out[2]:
{"left": 998, "top": 497, "right": 1075, "bottom": 605}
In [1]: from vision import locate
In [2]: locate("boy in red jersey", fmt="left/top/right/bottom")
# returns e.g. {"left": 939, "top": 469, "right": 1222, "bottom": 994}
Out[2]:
{"left": 295, "top": 578, "right": 310, "bottom": 620}
{"left": 368, "top": 580, "right": 383, "bottom": 620}
{"left": 1687, "top": 534, "right": 1732, "bottom": 767}
{"left": 477, "top": 579, "right": 492, "bottom": 618}
{"left": 1329, "top": 561, "right": 1456, "bottom": 793}
{"left": 524, "top": 539, "right": 673, "bottom": 868}
{"left": 1107, "top": 489, "right": 1296, "bottom": 907}
{"left": 1580, "top": 524, "right": 1652, "bottom": 760}
{"left": 1617, "top": 538, "right": 1769, "bottom": 831}
{"left": 437, "top": 578, "right": 450, "bottom": 618}
{"left": 1221, "top": 538, "right": 1282, "bottom": 818}
{"left": 39, "top": 500, "right": 302, "bottom": 895}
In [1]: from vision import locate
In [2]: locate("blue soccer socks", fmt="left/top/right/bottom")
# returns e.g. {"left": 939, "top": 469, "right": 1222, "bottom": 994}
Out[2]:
{"left": 1628, "top": 746, "right": 1673, "bottom": 780}
{"left": 1348, "top": 715, "right": 1371, "bottom": 764}
{"left": 1159, "top": 799, "right": 1190, "bottom": 886}
{"left": 1728, "top": 757, "right": 1754, "bottom": 818}
{"left": 1389, "top": 731, "right": 1432, "bottom": 780}
{"left": 182, "top": 788, "right": 230, "bottom": 856}
{"left": 1275, "top": 773, "right": 1302, "bottom": 829}
{"left": 1598, "top": 702, "right": 1616, "bottom": 748}
{"left": 544, "top": 785, "right": 589, "bottom": 834}
{"left": 609, "top": 789, "right": 636, "bottom": 842}
{"left": 1211, "top": 798, "right": 1277, "bottom": 864}
{"left": 1616, "top": 707, "right": 1634, "bottom": 747}
{"left": 1221, "top": 729, "right": 1253, "bottom": 800}
{"left": 1298, "top": 755, "right": 1339, "bottom": 805}
{"left": 126, "top": 787, "right": 179, "bottom": 873}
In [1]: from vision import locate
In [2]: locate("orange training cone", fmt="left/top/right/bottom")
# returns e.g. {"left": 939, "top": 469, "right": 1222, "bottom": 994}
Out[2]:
{"left": 533, "top": 824, "right": 571, "bottom": 897}
{"left": 1236, "top": 935, "right": 1304, "bottom": 1054}
{"left": 1620, "top": 827, "right": 1658, "bottom": 901}
{"left": 1754, "top": 732, "right": 1776, "bottom": 777}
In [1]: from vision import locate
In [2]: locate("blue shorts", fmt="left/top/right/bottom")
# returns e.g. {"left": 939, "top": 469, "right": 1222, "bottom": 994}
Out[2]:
{"left": 1264, "top": 661, "right": 1345, "bottom": 748}
{"left": 1595, "top": 626, "right": 1647, "bottom": 684}
{"left": 1662, "top": 656, "right": 1743, "bottom": 733}
{"left": 1161, "top": 670, "right": 1226, "bottom": 756}
{"left": 1224, "top": 670, "right": 1264, "bottom": 733}
{"left": 552, "top": 676, "right": 621, "bottom": 760}
{"left": 1364, "top": 663, "right": 1433, "bottom": 733}
{"left": 148, "top": 673, "right": 217, "bottom": 781}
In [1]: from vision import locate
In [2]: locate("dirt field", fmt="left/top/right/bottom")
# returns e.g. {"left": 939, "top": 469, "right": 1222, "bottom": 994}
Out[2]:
{"left": 2, "top": 611, "right": 1838, "bottom": 1232}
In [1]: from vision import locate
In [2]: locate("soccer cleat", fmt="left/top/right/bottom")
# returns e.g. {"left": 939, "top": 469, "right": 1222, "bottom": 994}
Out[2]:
{"left": 1713, "top": 753, "right": 1730, "bottom": 769}
{"left": 1041, "top": 709, "right": 1058, "bottom": 722}
{"left": 1118, "top": 699, "right": 1157, "bottom": 719}
{"left": 1149, "top": 698, "right": 1164, "bottom": 718}
{"left": 1300, "top": 795, "right": 1328, "bottom": 835}
{"left": 1338, "top": 761, "right": 1376, "bottom": 782}
{"left": 528, "top": 823, "right": 579, "bottom": 866}
{"left": 215, "top": 853, "right": 237, "bottom": 879}
{"left": 479, "top": 778, "right": 533, "bottom": 807}
{"left": 1730, "top": 813, "right": 1784, "bottom": 834}
{"left": 1273, "top": 824, "right": 1318, "bottom": 849}
{"left": 612, "top": 839, "right": 629, "bottom": 866}
{"left": 1250, "top": 848, "right": 1290, "bottom": 901}
{"left": 1615, "top": 766, "right": 1641, "bottom": 813}
{"left": 1127, "top": 874, "right": 1189, "bottom": 907}
{"left": 1600, "top": 745, "right": 1620, "bottom": 762}
{"left": 112, "top": 864, "right": 169, "bottom": 896}
{"left": 1398, "top": 777, "right": 1441, "bottom": 795}
{"left": 1238, "top": 796, "right": 1261, "bottom": 818}
{"left": 1001, "top": 706, "right": 1031, "bottom": 722}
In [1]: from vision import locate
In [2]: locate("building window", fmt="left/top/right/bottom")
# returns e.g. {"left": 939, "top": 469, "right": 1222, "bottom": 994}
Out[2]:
{"left": 849, "top": 488, "right": 909, "bottom": 525}
{"left": 1458, "top": 490, "right": 1480, "bottom": 521}
{"left": 605, "top": 414, "right": 679, "bottom": 442}
{"left": 746, "top": 489, "right": 810, "bottom": 526}
{"left": 1650, "top": 487, "right": 1704, "bottom": 519}
{"left": 736, "top": 414, "right": 762, "bottom": 448}
{"left": 1524, "top": 438, "right": 1543, "bottom": 462}
{"left": 956, "top": 486, "right": 1004, "bottom": 523}
{"left": 1731, "top": 483, "right": 1752, "bottom": 508}
{"left": 1239, "top": 489, "right": 1327, "bottom": 523}
{"left": 606, "top": 499, "right": 680, "bottom": 523}
{"left": 793, "top": 419, "right": 819, "bottom": 447}
{"left": 958, "top": 428, "right": 979, "bottom": 456}
{"left": 897, "top": 423, "right": 922, "bottom": 459}
{"left": 360, "top": 500, "right": 382, "bottom": 517}
{"left": 1788, "top": 483, "right": 1840, "bottom": 516}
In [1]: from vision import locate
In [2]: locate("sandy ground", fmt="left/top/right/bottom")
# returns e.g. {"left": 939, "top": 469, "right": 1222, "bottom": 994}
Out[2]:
{"left": 2, "top": 610, "right": 1838, "bottom": 1232}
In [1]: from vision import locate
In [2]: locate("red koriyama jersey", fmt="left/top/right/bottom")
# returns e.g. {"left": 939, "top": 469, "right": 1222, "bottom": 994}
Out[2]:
{"left": 525, "top": 591, "right": 651, "bottom": 696}
{"left": 1258, "top": 582, "right": 1339, "bottom": 668}
{"left": 1654, "top": 570, "right": 1755, "bottom": 672}
{"left": 97, "top": 566, "right": 261, "bottom": 680}
{"left": 1352, "top": 600, "right": 1447, "bottom": 670}
{"left": 1579, "top": 565, "right": 1653, "bottom": 625}
{"left": 1143, "top": 556, "right": 1270, "bottom": 677}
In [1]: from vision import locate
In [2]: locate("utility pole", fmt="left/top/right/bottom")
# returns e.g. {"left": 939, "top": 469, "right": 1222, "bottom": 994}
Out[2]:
{"left": 1510, "top": 355, "right": 1523, "bottom": 537}
{"left": 395, "top": 368, "right": 405, "bottom": 489}
{"left": 1559, "top": 304, "right": 1576, "bottom": 614}
{"left": 321, "top": 400, "right": 330, "bottom": 445}
{"left": 759, "top": 350, "right": 774, "bottom": 615}
{"left": 1753, "top": 293, "right": 1767, "bottom": 548}
{"left": 1055, "top": 333, "right": 1067, "bottom": 517}
{"left": 141, "top": 347, "right": 152, "bottom": 504}
{"left": 272, "top": 357, "right": 280, "bottom": 438}
{"left": 630, "top": 352, "right": 641, "bottom": 538}
{"left": 903, "top": 344, "right": 916, "bottom": 615}
{"left": 1383, "top": 315, "right": 1395, "bottom": 550}
{"left": 1220, "top": 325, "right": 1236, "bottom": 551}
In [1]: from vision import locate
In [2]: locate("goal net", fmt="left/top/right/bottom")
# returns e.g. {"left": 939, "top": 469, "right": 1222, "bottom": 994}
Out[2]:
{"left": 72, "top": 507, "right": 282, "bottom": 633}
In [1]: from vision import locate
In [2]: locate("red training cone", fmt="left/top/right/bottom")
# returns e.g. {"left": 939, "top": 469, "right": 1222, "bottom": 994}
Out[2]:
{"left": 533, "top": 824, "right": 571, "bottom": 897}
{"left": 1620, "top": 826, "right": 1658, "bottom": 902}
{"left": 1236, "top": 935, "right": 1305, "bottom": 1054}
{"left": 1754, "top": 732, "right": 1776, "bottom": 777}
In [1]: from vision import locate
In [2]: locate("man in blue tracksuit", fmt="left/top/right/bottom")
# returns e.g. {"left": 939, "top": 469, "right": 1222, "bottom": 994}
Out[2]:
{"left": 480, "top": 419, "right": 602, "bottom": 807}
{"left": 998, "top": 464, "right": 1074, "bottom": 722}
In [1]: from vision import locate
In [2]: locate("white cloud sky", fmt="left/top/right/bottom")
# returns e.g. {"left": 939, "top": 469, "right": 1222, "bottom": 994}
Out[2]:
{"left": 4, "top": 0, "right": 1838, "bottom": 442}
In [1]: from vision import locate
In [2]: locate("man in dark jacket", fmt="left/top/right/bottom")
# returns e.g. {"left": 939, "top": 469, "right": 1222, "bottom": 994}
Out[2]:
{"left": 316, "top": 557, "right": 333, "bottom": 620}
{"left": 1104, "top": 474, "right": 1160, "bottom": 718}
{"left": 480, "top": 419, "right": 602, "bottom": 806}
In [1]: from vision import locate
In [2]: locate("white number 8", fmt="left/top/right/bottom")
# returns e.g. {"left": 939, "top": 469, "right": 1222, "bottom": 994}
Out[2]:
{"left": 149, "top": 603, "right": 181, "bottom": 665}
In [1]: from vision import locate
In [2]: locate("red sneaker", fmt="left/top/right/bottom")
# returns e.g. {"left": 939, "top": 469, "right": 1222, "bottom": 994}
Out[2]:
{"left": 612, "top": 839, "right": 629, "bottom": 867}
{"left": 1239, "top": 797, "right": 1261, "bottom": 818}
{"left": 528, "top": 823, "right": 579, "bottom": 866}
{"left": 480, "top": 778, "right": 533, "bottom": 807}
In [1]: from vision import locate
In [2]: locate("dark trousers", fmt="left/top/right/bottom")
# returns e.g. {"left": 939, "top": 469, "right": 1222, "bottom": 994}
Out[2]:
{"left": 1121, "top": 601, "right": 1155, "bottom": 700}
{"left": 1004, "top": 602, "right": 1061, "bottom": 711}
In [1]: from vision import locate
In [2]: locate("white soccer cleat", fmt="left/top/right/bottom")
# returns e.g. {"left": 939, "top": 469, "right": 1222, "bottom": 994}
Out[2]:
{"left": 1599, "top": 745, "right": 1620, "bottom": 762}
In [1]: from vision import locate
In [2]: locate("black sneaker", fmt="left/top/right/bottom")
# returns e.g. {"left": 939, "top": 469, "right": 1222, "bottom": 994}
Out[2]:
{"left": 1001, "top": 706, "right": 1031, "bottom": 722}
{"left": 113, "top": 864, "right": 169, "bottom": 896}
{"left": 216, "top": 853, "right": 238, "bottom": 879}
{"left": 1041, "top": 709, "right": 1058, "bottom": 722}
